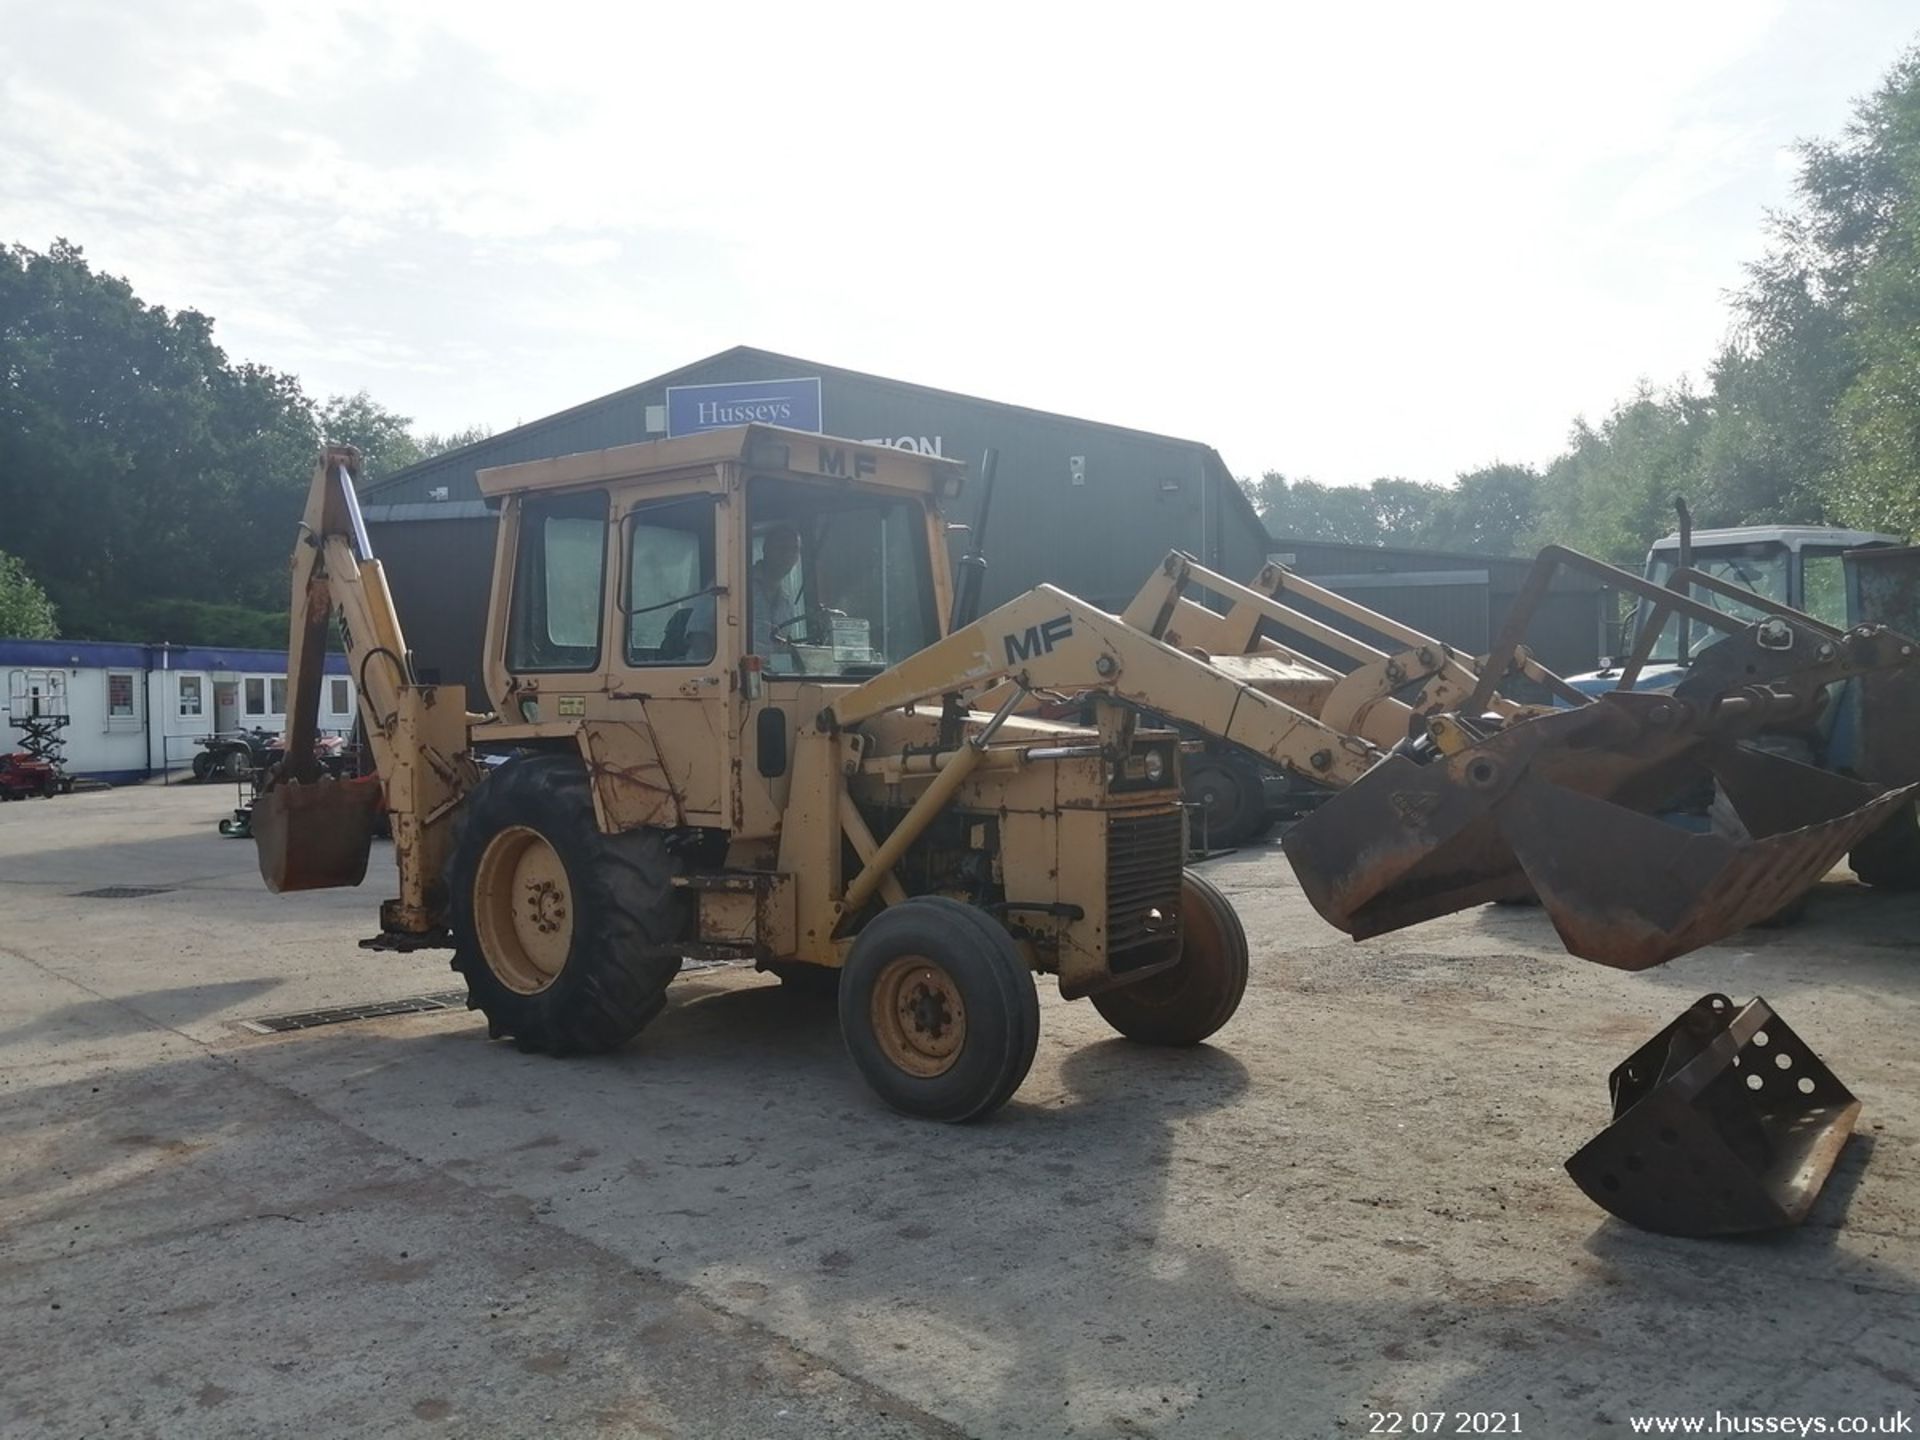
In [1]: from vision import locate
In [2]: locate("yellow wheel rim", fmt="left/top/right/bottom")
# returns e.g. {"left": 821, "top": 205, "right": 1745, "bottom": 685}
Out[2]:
{"left": 473, "top": 825, "right": 574, "bottom": 994}
{"left": 869, "top": 955, "right": 967, "bottom": 1078}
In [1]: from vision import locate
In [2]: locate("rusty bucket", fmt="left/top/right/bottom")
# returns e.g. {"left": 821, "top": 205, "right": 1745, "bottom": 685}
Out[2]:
{"left": 252, "top": 775, "right": 383, "bottom": 893}
{"left": 1565, "top": 994, "right": 1860, "bottom": 1236}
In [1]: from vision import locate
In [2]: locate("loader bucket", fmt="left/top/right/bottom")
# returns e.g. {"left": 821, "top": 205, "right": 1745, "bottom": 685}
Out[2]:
{"left": 1565, "top": 994, "right": 1859, "bottom": 1236}
{"left": 1282, "top": 693, "right": 1920, "bottom": 970}
{"left": 251, "top": 774, "right": 383, "bottom": 893}
{"left": 1497, "top": 773, "right": 1918, "bottom": 969}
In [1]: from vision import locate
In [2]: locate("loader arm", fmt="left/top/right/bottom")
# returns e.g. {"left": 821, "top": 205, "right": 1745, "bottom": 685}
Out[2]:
{"left": 254, "top": 447, "right": 474, "bottom": 939}
{"left": 827, "top": 581, "right": 1383, "bottom": 788}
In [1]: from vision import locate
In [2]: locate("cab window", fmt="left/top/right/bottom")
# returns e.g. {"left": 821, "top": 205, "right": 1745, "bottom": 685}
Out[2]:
{"left": 624, "top": 495, "right": 719, "bottom": 666}
{"left": 746, "top": 477, "right": 937, "bottom": 677}
{"left": 1641, "top": 543, "right": 1789, "bottom": 662}
{"left": 507, "top": 491, "right": 607, "bottom": 672}
{"left": 1800, "top": 549, "right": 1849, "bottom": 628}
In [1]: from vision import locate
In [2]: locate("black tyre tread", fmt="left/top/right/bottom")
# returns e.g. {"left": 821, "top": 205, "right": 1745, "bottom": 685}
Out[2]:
{"left": 839, "top": 896, "right": 1039, "bottom": 1123}
{"left": 448, "top": 754, "right": 686, "bottom": 1056}
{"left": 939, "top": 900, "right": 1041, "bottom": 1116}
{"left": 1850, "top": 806, "right": 1920, "bottom": 891}
{"left": 1091, "top": 869, "right": 1249, "bottom": 1046}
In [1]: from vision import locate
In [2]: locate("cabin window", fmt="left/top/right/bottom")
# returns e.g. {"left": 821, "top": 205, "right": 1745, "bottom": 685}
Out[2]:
{"left": 624, "top": 496, "right": 719, "bottom": 667}
{"left": 507, "top": 491, "right": 609, "bottom": 672}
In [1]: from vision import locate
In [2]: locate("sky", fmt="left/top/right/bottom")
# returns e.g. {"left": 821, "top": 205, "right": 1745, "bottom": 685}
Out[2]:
{"left": 3, "top": 0, "right": 1917, "bottom": 486}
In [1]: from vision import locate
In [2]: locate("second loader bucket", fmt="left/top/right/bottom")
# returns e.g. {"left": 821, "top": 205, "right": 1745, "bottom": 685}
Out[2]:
{"left": 252, "top": 774, "right": 383, "bottom": 893}
{"left": 1283, "top": 693, "right": 1920, "bottom": 970}
{"left": 1565, "top": 994, "right": 1860, "bottom": 1236}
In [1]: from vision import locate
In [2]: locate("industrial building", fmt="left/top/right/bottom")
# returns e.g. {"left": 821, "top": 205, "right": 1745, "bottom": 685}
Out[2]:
{"left": 361, "top": 347, "right": 1275, "bottom": 696}
{"left": 1, "top": 638, "right": 355, "bottom": 783}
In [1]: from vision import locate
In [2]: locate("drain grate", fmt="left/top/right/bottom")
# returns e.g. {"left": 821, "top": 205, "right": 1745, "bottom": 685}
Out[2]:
{"left": 72, "top": 885, "right": 176, "bottom": 899}
{"left": 239, "top": 991, "right": 470, "bottom": 1034}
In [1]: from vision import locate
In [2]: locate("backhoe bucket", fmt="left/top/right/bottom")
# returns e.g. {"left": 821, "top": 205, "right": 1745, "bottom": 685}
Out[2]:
{"left": 252, "top": 775, "right": 383, "bottom": 893}
{"left": 1565, "top": 994, "right": 1859, "bottom": 1236}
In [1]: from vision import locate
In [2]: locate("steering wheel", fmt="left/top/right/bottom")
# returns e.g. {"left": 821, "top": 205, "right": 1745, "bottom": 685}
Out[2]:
{"left": 769, "top": 608, "right": 847, "bottom": 647}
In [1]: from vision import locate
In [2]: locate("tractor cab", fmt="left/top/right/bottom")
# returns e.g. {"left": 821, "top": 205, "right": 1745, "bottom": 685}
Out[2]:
{"left": 1575, "top": 525, "right": 1902, "bottom": 696}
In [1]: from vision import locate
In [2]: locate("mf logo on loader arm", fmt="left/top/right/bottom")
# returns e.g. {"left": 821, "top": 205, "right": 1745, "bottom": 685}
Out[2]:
{"left": 1004, "top": 614, "right": 1074, "bottom": 665}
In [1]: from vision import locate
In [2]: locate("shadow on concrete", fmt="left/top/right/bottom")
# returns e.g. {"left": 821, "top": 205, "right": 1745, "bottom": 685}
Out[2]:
{"left": 0, "top": 978, "right": 285, "bottom": 1051}
{"left": 217, "top": 976, "right": 1920, "bottom": 1437}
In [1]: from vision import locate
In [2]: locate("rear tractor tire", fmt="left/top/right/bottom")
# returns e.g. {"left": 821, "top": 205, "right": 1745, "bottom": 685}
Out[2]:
{"left": 448, "top": 754, "right": 688, "bottom": 1056}
{"left": 1091, "top": 869, "right": 1249, "bottom": 1046}
{"left": 1185, "top": 754, "right": 1267, "bottom": 849}
{"left": 838, "top": 897, "right": 1039, "bottom": 1122}
{"left": 1850, "top": 804, "right": 1920, "bottom": 892}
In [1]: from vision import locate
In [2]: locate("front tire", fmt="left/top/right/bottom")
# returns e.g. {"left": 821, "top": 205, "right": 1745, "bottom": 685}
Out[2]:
{"left": 448, "top": 754, "right": 687, "bottom": 1056}
{"left": 1091, "top": 870, "right": 1248, "bottom": 1046}
{"left": 838, "top": 897, "right": 1039, "bottom": 1122}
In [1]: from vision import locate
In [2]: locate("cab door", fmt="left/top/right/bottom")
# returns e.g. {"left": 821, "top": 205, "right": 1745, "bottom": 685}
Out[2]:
{"left": 603, "top": 490, "right": 732, "bottom": 827}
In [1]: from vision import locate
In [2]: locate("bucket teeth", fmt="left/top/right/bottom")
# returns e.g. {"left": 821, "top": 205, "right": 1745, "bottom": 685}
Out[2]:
{"left": 1564, "top": 995, "right": 1860, "bottom": 1236}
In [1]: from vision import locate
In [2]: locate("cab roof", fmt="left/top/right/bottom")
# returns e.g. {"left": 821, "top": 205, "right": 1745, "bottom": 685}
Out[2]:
{"left": 474, "top": 423, "right": 967, "bottom": 500}
{"left": 1649, "top": 525, "right": 1901, "bottom": 553}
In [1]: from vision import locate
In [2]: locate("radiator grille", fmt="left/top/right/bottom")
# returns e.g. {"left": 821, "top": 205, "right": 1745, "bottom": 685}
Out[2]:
{"left": 1107, "top": 808, "right": 1184, "bottom": 970}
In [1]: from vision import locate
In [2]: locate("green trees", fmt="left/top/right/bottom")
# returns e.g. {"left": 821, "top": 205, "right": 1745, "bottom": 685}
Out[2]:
{"left": 0, "top": 239, "right": 319, "bottom": 642}
{"left": 0, "top": 241, "right": 486, "bottom": 646}
{"left": 0, "top": 551, "right": 57, "bottom": 639}
{"left": 1240, "top": 465, "right": 1542, "bottom": 556}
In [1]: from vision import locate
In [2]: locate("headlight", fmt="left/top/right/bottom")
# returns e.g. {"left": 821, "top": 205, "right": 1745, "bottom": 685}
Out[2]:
{"left": 1142, "top": 749, "right": 1166, "bottom": 783}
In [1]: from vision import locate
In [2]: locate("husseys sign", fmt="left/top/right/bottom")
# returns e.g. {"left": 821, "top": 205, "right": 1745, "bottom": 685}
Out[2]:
{"left": 664, "top": 375, "right": 950, "bottom": 457}
{"left": 665, "top": 377, "right": 824, "bottom": 437}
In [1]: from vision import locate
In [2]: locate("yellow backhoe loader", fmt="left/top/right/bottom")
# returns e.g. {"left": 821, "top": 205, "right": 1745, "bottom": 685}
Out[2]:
{"left": 261, "top": 430, "right": 1395, "bottom": 1122}
{"left": 254, "top": 429, "right": 1906, "bottom": 1231}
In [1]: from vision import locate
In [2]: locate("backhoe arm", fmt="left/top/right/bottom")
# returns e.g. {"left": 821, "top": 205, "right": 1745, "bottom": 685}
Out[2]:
{"left": 254, "top": 447, "right": 474, "bottom": 940}
{"left": 827, "top": 582, "right": 1382, "bottom": 788}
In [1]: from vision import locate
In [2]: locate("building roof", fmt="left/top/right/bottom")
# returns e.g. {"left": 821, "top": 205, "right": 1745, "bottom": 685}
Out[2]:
{"left": 0, "top": 638, "right": 349, "bottom": 674}
{"left": 371, "top": 345, "right": 1250, "bottom": 498}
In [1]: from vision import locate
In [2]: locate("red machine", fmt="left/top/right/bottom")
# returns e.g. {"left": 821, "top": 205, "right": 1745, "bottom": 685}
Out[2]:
{"left": 0, "top": 752, "right": 66, "bottom": 800}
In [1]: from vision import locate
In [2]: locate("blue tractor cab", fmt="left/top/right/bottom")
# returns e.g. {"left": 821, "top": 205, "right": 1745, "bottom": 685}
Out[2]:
{"left": 1572, "top": 525, "right": 1901, "bottom": 699}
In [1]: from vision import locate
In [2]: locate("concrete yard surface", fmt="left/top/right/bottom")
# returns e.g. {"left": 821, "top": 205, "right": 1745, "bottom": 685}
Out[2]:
{"left": 1, "top": 784, "right": 1916, "bottom": 1438}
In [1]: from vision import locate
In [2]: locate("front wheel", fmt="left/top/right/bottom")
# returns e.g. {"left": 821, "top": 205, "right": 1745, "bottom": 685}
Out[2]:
{"left": 838, "top": 897, "right": 1039, "bottom": 1122}
{"left": 448, "top": 755, "right": 688, "bottom": 1055}
{"left": 1091, "top": 870, "right": 1249, "bottom": 1046}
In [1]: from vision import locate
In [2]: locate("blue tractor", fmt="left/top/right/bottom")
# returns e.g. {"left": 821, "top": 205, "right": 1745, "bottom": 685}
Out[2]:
{"left": 1568, "top": 516, "right": 1919, "bottom": 887}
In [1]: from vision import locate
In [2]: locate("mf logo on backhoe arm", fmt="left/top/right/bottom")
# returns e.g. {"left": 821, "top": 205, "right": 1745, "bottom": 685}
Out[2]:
{"left": 1004, "top": 614, "right": 1074, "bottom": 665}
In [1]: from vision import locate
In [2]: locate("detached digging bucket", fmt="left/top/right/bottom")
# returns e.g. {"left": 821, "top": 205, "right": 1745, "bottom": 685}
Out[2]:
{"left": 252, "top": 775, "right": 382, "bottom": 892}
{"left": 1565, "top": 994, "right": 1860, "bottom": 1237}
